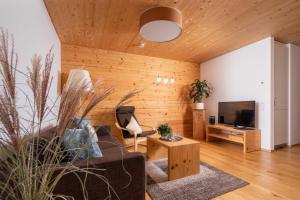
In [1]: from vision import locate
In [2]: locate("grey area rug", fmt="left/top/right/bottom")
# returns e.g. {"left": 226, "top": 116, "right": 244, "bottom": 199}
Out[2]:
{"left": 146, "top": 159, "right": 249, "bottom": 200}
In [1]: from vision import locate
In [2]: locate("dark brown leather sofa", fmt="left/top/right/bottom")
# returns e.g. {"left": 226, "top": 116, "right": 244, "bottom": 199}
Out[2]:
{"left": 54, "top": 126, "right": 146, "bottom": 200}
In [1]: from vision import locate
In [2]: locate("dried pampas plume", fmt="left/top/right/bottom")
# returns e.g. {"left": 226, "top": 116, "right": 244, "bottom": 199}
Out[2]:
{"left": 0, "top": 28, "right": 117, "bottom": 200}
{"left": 0, "top": 28, "right": 20, "bottom": 149}
{"left": 28, "top": 50, "right": 54, "bottom": 126}
{"left": 115, "top": 89, "right": 142, "bottom": 110}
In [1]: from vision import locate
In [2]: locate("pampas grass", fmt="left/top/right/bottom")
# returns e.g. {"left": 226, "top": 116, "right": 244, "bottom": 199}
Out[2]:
{"left": 0, "top": 28, "right": 20, "bottom": 150}
{"left": 28, "top": 51, "right": 53, "bottom": 125}
{"left": 0, "top": 28, "right": 117, "bottom": 200}
{"left": 115, "top": 89, "right": 141, "bottom": 110}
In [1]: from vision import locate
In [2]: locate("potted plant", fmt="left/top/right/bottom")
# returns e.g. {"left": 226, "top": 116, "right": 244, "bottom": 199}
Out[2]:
{"left": 157, "top": 123, "right": 172, "bottom": 137}
{"left": 189, "top": 79, "right": 212, "bottom": 110}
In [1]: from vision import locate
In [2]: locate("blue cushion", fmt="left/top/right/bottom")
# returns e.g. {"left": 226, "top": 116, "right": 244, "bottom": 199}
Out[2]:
{"left": 73, "top": 117, "right": 90, "bottom": 129}
{"left": 73, "top": 117, "right": 98, "bottom": 142}
{"left": 63, "top": 128, "right": 103, "bottom": 160}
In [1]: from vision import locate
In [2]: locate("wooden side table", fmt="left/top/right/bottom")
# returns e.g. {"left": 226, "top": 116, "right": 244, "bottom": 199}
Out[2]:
{"left": 147, "top": 134, "right": 200, "bottom": 180}
{"left": 193, "top": 109, "right": 206, "bottom": 140}
{"left": 206, "top": 124, "right": 261, "bottom": 153}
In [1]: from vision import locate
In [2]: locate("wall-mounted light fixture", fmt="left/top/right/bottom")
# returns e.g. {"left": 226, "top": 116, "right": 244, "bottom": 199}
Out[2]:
{"left": 156, "top": 75, "right": 162, "bottom": 83}
{"left": 156, "top": 75, "right": 175, "bottom": 85}
{"left": 163, "top": 77, "right": 169, "bottom": 84}
{"left": 170, "top": 77, "right": 175, "bottom": 83}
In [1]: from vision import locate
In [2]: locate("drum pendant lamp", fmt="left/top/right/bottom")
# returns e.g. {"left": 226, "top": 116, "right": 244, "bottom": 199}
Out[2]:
{"left": 140, "top": 7, "right": 182, "bottom": 42}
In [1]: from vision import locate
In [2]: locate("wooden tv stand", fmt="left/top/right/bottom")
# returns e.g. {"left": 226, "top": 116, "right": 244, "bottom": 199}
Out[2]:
{"left": 206, "top": 124, "right": 261, "bottom": 153}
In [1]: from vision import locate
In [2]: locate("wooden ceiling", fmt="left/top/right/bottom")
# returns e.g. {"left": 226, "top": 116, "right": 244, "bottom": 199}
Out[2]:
{"left": 44, "top": 0, "right": 300, "bottom": 63}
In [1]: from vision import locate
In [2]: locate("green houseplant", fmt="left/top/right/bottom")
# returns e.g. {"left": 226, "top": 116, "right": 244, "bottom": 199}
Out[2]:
{"left": 157, "top": 124, "right": 172, "bottom": 137}
{"left": 189, "top": 79, "right": 212, "bottom": 109}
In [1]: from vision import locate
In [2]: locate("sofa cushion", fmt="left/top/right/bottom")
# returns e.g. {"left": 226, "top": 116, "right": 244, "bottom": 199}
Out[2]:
{"left": 73, "top": 117, "right": 98, "bottom": 142}
{"left": 116, "top": 106, "right": 135, "bottom": 127}
{"left": 126, "top": 116, "right": 142, "bottom": 136}
{"left": 100, "top": 146, "right": 127, "bottom": 159}
{"left": 116, "top": 106, "right": 137, "bottom": 138}
{"left": 95, "top": 125, "right": 111, "bottom": 137}
{"left": 73, "top": 117, "right": 90, "bottom": 128}
{"left": 98, "top": 135, "right": 124, "bottom": 151}
{"left": 63, "top": 128, "right": 103, "bottom": 160}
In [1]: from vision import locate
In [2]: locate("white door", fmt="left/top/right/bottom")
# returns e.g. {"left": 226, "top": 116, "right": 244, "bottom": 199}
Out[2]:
{"left": 274, "top": 43, "right": 289, "bottom": 146}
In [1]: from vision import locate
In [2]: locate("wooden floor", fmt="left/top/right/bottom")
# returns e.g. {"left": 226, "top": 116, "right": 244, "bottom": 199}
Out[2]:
{"left": 140, "top": 141, "right": 300, "bottom": 200}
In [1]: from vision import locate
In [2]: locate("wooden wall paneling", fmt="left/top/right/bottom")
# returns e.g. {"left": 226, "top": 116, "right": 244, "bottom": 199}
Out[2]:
{"left": 62, "top": 44, "right": 199, "bottom": 140}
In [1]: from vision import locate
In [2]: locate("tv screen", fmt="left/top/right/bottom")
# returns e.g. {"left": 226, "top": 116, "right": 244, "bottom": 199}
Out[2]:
{"left": 218, "top": 101, "right": 255, "bottom": 128}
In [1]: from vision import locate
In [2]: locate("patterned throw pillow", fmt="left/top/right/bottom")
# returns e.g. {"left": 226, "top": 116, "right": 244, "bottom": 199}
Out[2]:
{"left": 73, "top": 117, "right": 98, "bottom": 142}
{"left": 73, "top": 117, "right": 89, "bottom": 129}
{"left": 63, "top": 128, "right": 103, "bottom": 160}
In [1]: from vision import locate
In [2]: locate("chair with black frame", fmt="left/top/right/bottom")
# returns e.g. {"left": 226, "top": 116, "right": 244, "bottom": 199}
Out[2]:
{"left": 115, "top": 106, "right": 156, "bottom": 152}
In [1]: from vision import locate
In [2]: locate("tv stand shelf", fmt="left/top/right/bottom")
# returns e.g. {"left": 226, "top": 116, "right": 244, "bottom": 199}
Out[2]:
{"left": 206, "top": 124, "right": 261, "bottom": 153}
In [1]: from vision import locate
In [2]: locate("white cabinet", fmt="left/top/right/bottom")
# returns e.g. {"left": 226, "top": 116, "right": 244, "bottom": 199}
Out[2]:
{"left": 274, "top": 42, "right": 289, "bottom": 147}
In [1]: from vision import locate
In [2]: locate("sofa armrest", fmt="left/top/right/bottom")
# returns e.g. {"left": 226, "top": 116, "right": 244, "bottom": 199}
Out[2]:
{"left": 55, "top": 151, "right": 146, "bottom": 200}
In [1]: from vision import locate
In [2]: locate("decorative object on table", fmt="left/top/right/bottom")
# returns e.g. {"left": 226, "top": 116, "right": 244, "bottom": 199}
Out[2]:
{"left": 146, "top": 159, "right": 249, "bottom": 200}
{"left": 115, "top": 101, "right": 156, "bottom": 152}
{"left": 189, "top": 79, "right": 212, "bottom": 110}
{"left": 0, "top": 29, "right": 114, "bottom": 200}
{"left": 157, "top": 123, "right": 172, "bottom": 138}
{"left": 159, "top": 134, "right": 182, "bottom": 142}
{"left": 209, "top": 116, "right": 216, "bottom": 125}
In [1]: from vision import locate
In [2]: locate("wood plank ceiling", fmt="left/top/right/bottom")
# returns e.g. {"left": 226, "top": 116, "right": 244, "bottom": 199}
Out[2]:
{"left": 44, "top": 0, "right": 300, "bottom": 63}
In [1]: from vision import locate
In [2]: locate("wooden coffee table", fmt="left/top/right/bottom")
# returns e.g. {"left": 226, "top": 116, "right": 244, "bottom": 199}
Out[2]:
{"left": 147, "top": 134, "right": 200, "bottom": 180}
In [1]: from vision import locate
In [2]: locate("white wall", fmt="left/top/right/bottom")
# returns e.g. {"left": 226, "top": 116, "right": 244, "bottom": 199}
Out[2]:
{"left": 288, "top": 44, "right": 300, "bottom": 145}
{"left": 0, "top": 0, "right": 60, "bottom": 128}
{"left": 200, "top": 37, "right": 274, "bottom": 150}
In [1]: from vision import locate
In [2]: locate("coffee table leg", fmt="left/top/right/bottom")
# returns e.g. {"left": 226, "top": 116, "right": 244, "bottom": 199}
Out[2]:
{"left": 168, "top": 143, "right": 200, "bottom": 180}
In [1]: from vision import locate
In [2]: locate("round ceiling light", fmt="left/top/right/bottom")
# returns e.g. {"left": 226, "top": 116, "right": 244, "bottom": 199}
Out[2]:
{"left": 140, "top": 7, "right": 182, "bottom": 42}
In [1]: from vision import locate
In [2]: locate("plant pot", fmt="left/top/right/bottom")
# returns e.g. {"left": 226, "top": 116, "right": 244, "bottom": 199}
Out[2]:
{"left": 195, "top": 102, "right": 204, "bottom": 110}
{"left": 159, "top": 132, "right": 171, "bottom": 137}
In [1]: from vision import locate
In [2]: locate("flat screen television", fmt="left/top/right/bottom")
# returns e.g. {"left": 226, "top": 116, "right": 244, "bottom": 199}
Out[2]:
{"left": 218, "top": 101, "right": 255, "bottom": 128}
